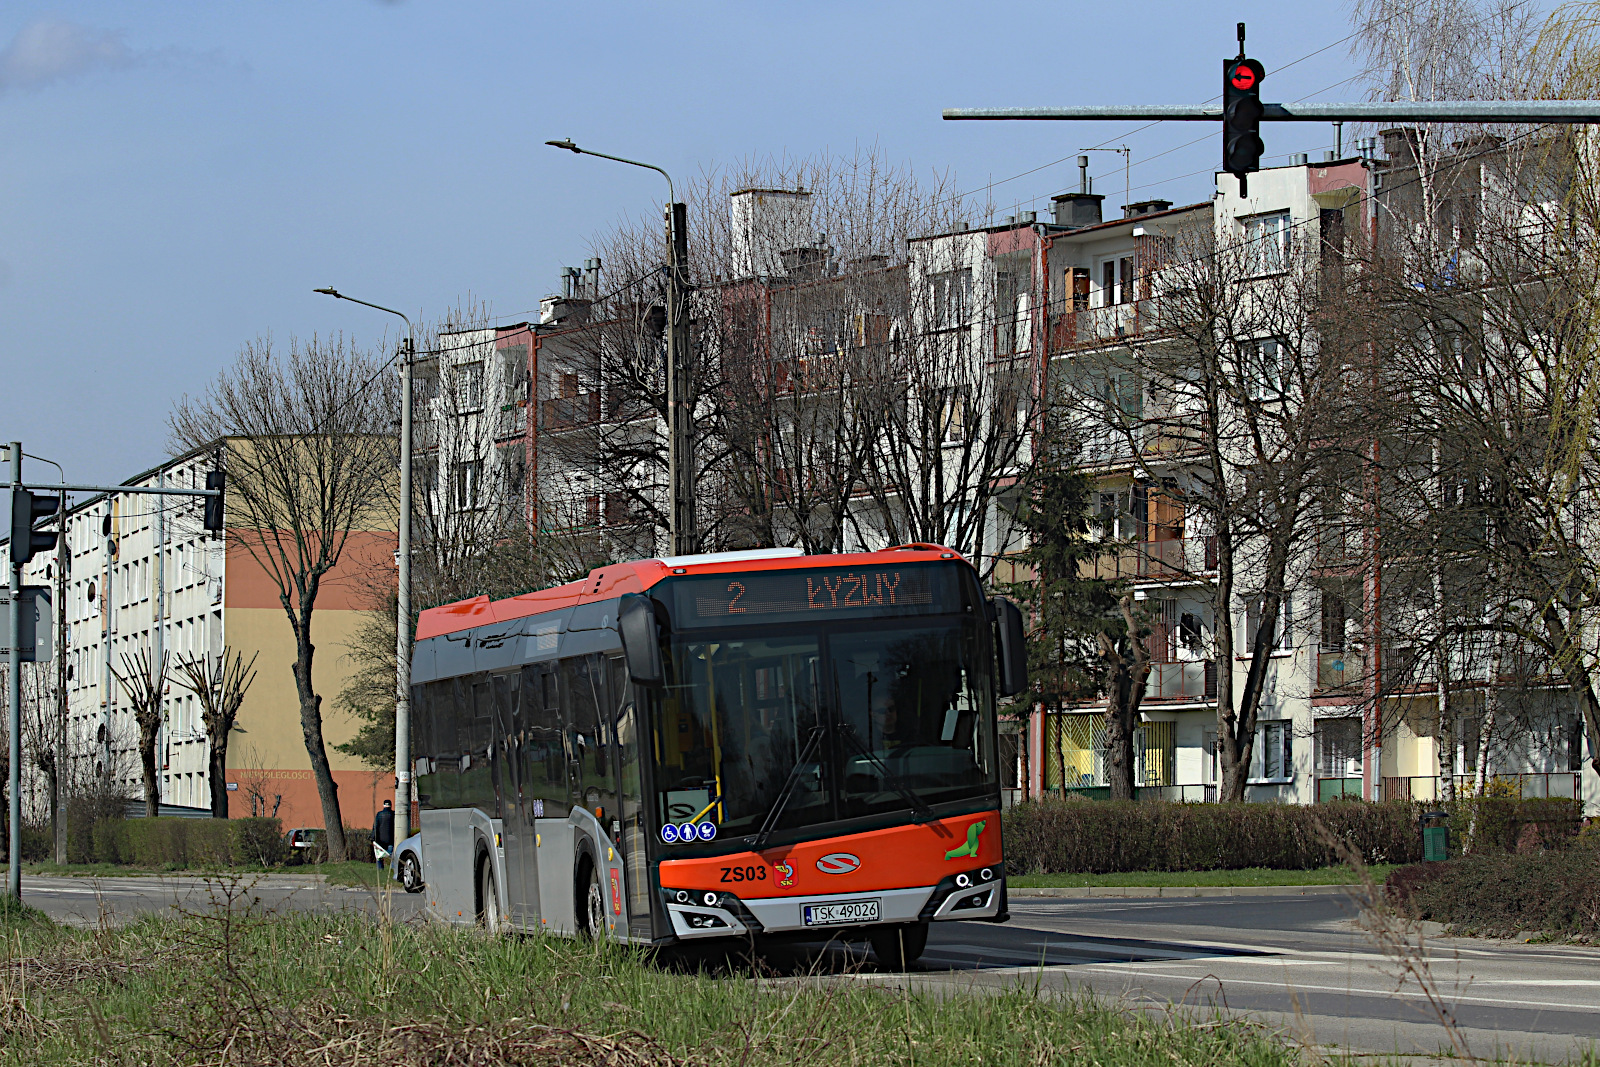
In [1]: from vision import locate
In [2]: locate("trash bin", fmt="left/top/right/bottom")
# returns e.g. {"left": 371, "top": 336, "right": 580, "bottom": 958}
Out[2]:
{"left": 1420, "top": 809, "right": 1450, "bottom": 862}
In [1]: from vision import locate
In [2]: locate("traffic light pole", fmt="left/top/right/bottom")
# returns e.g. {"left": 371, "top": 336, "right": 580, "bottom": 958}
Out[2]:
{"left": 666, "top": 201, "right": 696, "bottom": 557}
{"left": 9, "top": 442, "right": 23, "bottom": 901}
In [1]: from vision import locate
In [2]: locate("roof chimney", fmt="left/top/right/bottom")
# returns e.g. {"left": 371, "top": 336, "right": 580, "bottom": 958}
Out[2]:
{"left": 1122, "top": 199, "right": 1173, "bottom": 219}
{"left": 1052, "top": 191, "right": 1105, "bottom": 229}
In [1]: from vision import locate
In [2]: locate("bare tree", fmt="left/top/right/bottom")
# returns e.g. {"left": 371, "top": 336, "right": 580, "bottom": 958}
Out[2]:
{"left": 172, "top": 648, "right": 258, "bottom": 819}
{"left": 112, "top": 646, "right": 168, "bottom": 818}
{"left": 556, "top": 149, "right": 987, "bottom": 560}
{"left": 169, "top": 335, "right": 398, "bottom": 859}
{"left": 1055, "top": 216, "right": 1371, "bottom": 801}
{"left": 1358, "top": 130, "right": 1600, "bottom": 789}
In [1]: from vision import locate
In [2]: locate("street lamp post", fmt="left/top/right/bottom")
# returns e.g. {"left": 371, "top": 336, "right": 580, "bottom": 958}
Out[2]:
{"left": 546, "top": 139, "right": 697, "bottom": 556}
{"left": 314, "top": 288, "right": 415, "bottom": 855}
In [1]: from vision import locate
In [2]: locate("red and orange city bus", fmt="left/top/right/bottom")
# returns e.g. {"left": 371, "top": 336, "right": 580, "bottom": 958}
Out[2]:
{"left": 409, "top": 544, "right": 1026, "bottom": 964}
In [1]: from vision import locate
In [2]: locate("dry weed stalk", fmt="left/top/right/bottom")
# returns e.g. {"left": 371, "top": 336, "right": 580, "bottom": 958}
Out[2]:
{"left": 1311, "top": 815, "right": 1477, "bottom": 1062}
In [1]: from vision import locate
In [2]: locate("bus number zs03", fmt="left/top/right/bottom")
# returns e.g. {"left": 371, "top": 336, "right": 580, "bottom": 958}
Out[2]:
{"left": 720, "top": 865, "right": 768, "bottom": 883}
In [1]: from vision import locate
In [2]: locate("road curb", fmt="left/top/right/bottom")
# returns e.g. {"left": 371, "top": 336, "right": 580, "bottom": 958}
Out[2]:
{"left": 1009, "top": 883, "right": 1357, "bottom": 899}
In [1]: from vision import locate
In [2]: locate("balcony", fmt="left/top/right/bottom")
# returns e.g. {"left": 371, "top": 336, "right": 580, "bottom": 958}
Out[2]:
{"left": 1079, "top": 537, "right": 1217, "bottom": 582}
{"left": 1050, "top": 298, "right": 1171, "bottom": 351}
{"left": 1316, "top": 650, "right": 1366, "bottom": 693}
{"left": 1145, "top": 660, "right": 1217, "bottom": 703}
{"left": 1382, "top": 772, "right": 1581, "bottom": 802}
{"left": 542, "top": 393, "right": 600, "bottom": 431}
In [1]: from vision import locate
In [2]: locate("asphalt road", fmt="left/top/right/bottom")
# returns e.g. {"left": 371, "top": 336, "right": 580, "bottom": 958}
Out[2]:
{"left": 17, "top": 872, "right": 427, "bottom": 926}
{"left": 17, "top": 876, "right": 1600, "bottom": 1063}
{"left": 894, "top": 894, "right": 1600, "bottom": 1065}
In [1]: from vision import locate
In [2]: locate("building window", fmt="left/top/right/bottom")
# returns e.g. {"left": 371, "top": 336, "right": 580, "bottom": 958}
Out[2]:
{"left": 1315, "top": 717, "right": 1362, "bottom": 779}
{"left": 452, "top": 459, "right": 483, "bottom": 511}
{"left": 1251, "top": 720, "right": 1293, "bottom": 782}
{"left": 1244, "top": 595, "right": 1293, "bottom": 652}
{"left": 1244, "top": 212, "right": 1292, "bottom": 275}
{"left": 1240, "top": 337, "right": 1288, "bottom": 399}
{"left": 938, "top": 388, "right": 968, "bottom": 443}
{"left": 929, "top": 269, "right": 971, "bottom": 330}
{"left": 995, "top": 269, "right": 1019, "bottom": 353}
{"left": 456, "top": 362, "right": 485, "bottom": 412}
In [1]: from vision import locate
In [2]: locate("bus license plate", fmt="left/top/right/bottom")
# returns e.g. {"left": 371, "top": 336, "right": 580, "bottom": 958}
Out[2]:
{"left": 802, "top": 899, "right": 880, "bottom": 927}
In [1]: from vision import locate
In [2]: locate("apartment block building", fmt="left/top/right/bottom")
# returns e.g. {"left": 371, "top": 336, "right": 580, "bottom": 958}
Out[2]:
{"left": 17, "top": 440, "right": 394, "bottom": 827}
{"left": 411, "top": 155, "right": 1596, "bottom": 815}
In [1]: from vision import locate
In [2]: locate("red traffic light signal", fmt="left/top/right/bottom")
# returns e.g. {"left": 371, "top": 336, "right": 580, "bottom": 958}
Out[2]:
{"left": 1223, "top": 57, "right": 1267, "bottom": 187}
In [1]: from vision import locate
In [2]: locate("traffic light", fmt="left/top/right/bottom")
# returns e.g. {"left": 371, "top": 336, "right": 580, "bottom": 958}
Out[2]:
{"left": 1223, "top": 55, "right": 1266, "bottom": 191}
{"left": 10, "top": 489, "right": 59, "bottom": 566}
{"left": 203, "top": 470, "right": 225, "bottom": 533}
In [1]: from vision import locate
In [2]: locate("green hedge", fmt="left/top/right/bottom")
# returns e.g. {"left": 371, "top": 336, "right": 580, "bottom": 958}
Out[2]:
{"left": 1387, "top": 847, "right": 1600, "bottom": 936}
{"left": 1441, "top": 797, "right": 1582, "bottom": 856}
{"left": 1000, "top": 797, "right": 1582, "bottom": 875}
{"left": 89, "top": 817, "right": 287, "bottom": 867}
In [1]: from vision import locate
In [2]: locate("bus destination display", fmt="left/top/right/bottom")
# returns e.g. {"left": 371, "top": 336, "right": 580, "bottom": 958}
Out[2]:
{"left": 666, "top": 563, "right": 958, "bottom": 627}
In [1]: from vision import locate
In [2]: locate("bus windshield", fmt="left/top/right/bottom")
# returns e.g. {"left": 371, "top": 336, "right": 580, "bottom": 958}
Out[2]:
{"left": 649, "top": 562, "right": 997, "bottom": 848}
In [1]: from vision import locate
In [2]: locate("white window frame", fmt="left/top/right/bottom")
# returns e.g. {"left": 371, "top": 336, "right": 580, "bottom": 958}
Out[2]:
{"left": 1241, "top": 336, "right": 1288, "bottom": 400}
{"left": 929, "top": 269, "right": 971, "bottom": 330}
{"left": 456, "top": 361, "right": 485, "bottom": 413}
{"left": 1244, "top": 211, "right": 1292, "bottom": 276}
{"left": 1250, "top": 719, "right": 1294, "bottom": 783}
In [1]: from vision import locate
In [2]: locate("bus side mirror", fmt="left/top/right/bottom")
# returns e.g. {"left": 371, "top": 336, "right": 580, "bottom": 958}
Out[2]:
{"left": 619, "top": 594, "right": 664, "bottom": 687}
{"left": 992, "top": 596, "right": 1027, "bottom": 697}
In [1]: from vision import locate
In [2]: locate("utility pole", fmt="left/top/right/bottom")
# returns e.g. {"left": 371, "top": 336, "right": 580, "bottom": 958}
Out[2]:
{"left": 544, "top": 140, "right": 698, "bottom": 556}
{"left": 54, "top": 491, "right": 67, "bottom": 864}
{"left": 153, "top": 467, "right": 165, "bottom": 813}
{"left": 396, "top": 333, "right": 413, "bottom": 844}
{"left": 666, "top": 201, "right": 697, "bottom": 557}
{"left": 8, "top": 441, "right": 21, "bottom": 900}
{"left": 313, "top": 288, "right": 415, "bottom": 851}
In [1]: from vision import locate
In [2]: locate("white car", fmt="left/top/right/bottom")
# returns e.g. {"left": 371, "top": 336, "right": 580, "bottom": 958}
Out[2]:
{"left": 394, "top": 832, "right": 424, "bottom": 893}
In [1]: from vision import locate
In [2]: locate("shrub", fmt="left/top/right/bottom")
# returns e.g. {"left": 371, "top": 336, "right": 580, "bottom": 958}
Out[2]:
{"left": 1443, "top": 797, "right": 1581, "bottom": 856}
{"left": 1002, "top": 796, "right": 1585, "bottom": 875}
{"left": 345, "top": 827, "right": 374, "bottom": 863}
{"left": 1387, "top": 850, "right": 1600, "bottom": 937}
{"left": 67, "top": 790, "right": 131, "bottom": 864}
{"left": 20, "top": 822, "right": 52, "bottom": 862}
{"left": 79, "top": 817, "right": 284, "bottom": 867}
{"left": 1002, "top": 799, "right": 1423, "bottom": 874}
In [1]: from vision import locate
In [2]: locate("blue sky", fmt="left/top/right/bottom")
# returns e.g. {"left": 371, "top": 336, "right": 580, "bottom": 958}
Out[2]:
{"left": 1, "top": 1, "right": 1361, "bottom": 489}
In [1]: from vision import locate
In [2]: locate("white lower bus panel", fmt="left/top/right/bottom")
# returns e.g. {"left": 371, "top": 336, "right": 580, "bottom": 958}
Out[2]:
{"left": 663, "top": 872, "right": 1004, "bottom": 940}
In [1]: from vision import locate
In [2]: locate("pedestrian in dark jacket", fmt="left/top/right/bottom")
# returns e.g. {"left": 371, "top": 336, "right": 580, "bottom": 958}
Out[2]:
{"left": 374, "top": 800, "right": 395, "bottom": 868}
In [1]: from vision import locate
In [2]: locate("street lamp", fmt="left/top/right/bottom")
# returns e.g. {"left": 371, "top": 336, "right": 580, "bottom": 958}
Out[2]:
{"left": 544, "top": 139, "right": 696, "bottom": 556}
{"left": 314, "top": 287, "right": 416, "bottom": 854}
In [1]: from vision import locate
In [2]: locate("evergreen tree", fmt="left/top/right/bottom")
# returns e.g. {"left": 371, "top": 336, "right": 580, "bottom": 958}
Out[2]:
{"left": 1005, "top": 451, "right": 1151, "bottom": 800}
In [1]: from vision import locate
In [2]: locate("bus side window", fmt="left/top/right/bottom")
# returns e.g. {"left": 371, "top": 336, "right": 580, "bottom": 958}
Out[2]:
{"left": 425, "top": 679, "right": 462, "bottom": 809}
{"left": 491, "top": 672, "right": 519, "bottom": 812}
{"left": 411, "top": 683, "right": 435, "bottom": 810}
{"left": 562, "top": 654, "right": 614, "bottom": 817}
{"left": 520, "top": 664, "right": 568, "bottom": 818}
{"left": 457, "top": 677, "right": 497, "bottom": 814}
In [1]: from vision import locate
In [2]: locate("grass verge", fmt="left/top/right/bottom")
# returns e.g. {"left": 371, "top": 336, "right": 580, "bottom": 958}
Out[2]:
{"left": 1008, "top": 864, "right": 1395, "bottom": 889}
{"left": 0, "top": 860, "right": 391, "bottom": 886}
{"left": 1, "top": 885, "right": 1305, "bottom": 1066}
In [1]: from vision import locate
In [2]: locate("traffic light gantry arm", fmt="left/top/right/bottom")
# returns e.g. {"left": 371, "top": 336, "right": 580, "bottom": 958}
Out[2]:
{"left": 943, "top": 101, "right": 1600, "bottom": 123}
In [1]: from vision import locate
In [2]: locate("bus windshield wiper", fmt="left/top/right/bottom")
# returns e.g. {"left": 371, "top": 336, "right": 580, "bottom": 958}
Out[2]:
{"left": 837, "top": 724, "right": 935, "bottom": 824}
{"left": 749, "top": 725, "right": 827, "bottom": 851}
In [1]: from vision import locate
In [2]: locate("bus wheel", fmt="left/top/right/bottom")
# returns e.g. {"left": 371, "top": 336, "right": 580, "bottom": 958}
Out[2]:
{"left": 870, "top": 923, "right": 928, "bottom": 969}
{"left": 580, "top": 862, "right": 606, "bottom": 939}
{"left": 477, "top": 854, "right": 501, "bottom": 934}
